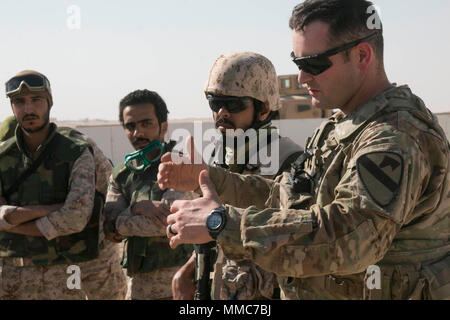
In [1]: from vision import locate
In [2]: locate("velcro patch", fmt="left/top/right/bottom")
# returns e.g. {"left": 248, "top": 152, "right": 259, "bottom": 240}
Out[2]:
{"left": 357, "top": 152, "right": 403, "bottom": 207}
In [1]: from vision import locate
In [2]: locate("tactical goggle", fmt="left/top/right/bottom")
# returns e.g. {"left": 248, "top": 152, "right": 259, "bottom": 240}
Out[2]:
{"left": 5, "top": 74, "right": 51, "bottom": 97}
{"left": 290, "top": 32, "right": 378, "bottom": 76}
{"left": 207, "top": 95, "right": 252, "bottom": 114}
{"left": 124, "top": 140, "right": 165, "bottom": 172}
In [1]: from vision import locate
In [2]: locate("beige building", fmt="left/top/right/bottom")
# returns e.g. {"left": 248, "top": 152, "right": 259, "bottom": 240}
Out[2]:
{"left": 277, "top": 74, "right": 333, "bottom": 119}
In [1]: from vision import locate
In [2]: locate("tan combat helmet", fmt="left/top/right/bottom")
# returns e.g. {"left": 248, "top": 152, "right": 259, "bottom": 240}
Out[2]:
{"left": 5, "top": 70, "right": 53, "bottom": 107}
{"left": 204, "top": 52, "right": 280, "bottom": 111}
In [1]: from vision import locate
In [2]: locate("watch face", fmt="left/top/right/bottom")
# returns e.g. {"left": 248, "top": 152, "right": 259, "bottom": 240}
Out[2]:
{"left": 207, "top": 213, "right": 222, "bottom": 230}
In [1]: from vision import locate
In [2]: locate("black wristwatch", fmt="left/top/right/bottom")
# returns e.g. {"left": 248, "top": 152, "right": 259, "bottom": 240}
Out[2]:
{"left": 206, "top": 206, "right": 227, "bottom": 240}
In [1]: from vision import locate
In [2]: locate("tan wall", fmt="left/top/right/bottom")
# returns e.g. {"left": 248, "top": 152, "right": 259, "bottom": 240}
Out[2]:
{"left": 278, "top": 74, "right": 332, "bottom": 120}
{"left": 279, "top": 75, "right": 308, "bottom": 96}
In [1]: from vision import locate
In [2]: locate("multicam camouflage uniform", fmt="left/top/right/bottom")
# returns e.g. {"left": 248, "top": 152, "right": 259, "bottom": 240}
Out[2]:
{"left": 204, "top": 52, "right": 303, "bottom": 300}
{"left": 0, "top": 124, "right": 126, "bottom": 299}
{"left": 207, "top": 85, "right": 450, "bottom": 300}
{"left": 104, "top": 141, "right": 195, "bottom": 300}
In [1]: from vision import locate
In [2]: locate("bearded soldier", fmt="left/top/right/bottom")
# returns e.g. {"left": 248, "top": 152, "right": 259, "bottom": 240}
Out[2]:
{"left": 159, "top": 0, "right": 450, "bottom": 300}
{"left": 103, "top": 89, "right": 195, "bottom": 300}
{"left": 172, "top": 52, "right": 303, "bottom": 300}
{"left": 0, "top": 70, "right": 127, "bottom": 299}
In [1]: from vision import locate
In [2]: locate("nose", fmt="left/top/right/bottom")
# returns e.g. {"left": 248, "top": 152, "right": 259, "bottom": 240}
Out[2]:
{"left": 23, "top": 100, "right": 35, "bottom": 114}
{"left": 217, "top": 107, "right": 230, "bottom": 119}
{"left": 298, "top": 70, "right": 313, "bottom": 86}
{"left": 132, "top": 124, "right": 145, "bottom": 138}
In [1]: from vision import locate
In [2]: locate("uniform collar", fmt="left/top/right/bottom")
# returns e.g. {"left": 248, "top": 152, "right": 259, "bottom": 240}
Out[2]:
{"left": 334, "top": 85, "right": 411, "bottom": 142}
{"left": 15, "top": 122, "right": 58, "bottom": 158}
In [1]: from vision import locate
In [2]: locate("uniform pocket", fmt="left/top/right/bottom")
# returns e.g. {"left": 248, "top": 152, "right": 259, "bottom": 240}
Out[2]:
{"left": 418, "top": 255, "right": 450, "bottom": 300}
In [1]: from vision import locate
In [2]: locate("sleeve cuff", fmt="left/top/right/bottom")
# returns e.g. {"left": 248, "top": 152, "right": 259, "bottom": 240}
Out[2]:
{"left": 115, "top": 207, "right": 132, "bottom": 237}
{"left": 217, "top": 205, "right": 248, "bottom": 261}
{"left": 35, "top": 216, "right": 60, "bottom": 240}
{"left": 0, "top": 206, "right": 18, "bottom": 230}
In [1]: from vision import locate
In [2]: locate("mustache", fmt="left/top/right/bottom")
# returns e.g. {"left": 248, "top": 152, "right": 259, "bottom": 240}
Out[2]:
{"left": 215, "top": 117, "right": 236, "bottom": 130}
{"left": 22, "top": 114, "right": 39, "bottom": 121}
{"left": 132, "top": 137, "right": 150, "bottom": 145}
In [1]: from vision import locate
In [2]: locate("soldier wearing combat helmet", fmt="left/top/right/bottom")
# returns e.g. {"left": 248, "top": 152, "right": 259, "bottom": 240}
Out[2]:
{"left": 0, "top": 70, "right": 127, "bottom": 299}
{"left": 159, "top": 0, "right": 450, "bottom": 300}
{"left": 171, "top": 52, "right": 303, "bottom": 300}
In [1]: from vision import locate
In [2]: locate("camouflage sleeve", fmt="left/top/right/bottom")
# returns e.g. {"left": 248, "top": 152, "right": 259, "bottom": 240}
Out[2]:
{"left": 217, "top": 127, "right": 434, "bottom": 278}
{"left": 115, "top": 190, "right": 198, "bottom": 237}
{"left": 209, "top": 166, "right": 277, "bottom": 210}
{"left": 35, "top": 149, "right": 96, "bottom": 240}
{"left": 0, "top": 206, "right": 18, "bottom": 230}
{"left": 104, "top": 173, "right": 129, "bottom": 223}
{"left": 0, "top": 178, "right": 17, "bottom": 230}
{"left": 85, "top": 136, "right": 112, "bottom": 195}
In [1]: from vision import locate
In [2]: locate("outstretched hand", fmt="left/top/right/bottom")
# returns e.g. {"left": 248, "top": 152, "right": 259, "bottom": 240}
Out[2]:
{"left": 158, "top": 136, "right": 207, "bottom": 191}
{"left": 166, "top": 170, "right": 222, "bottom": 248}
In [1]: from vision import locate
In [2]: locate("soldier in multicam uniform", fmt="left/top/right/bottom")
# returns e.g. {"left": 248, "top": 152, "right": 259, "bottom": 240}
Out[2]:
{"left": 0, "top": 70, "right": 127, "bottom": 299}
{"left": 171, "top": 52, "right": 303, "bottom": 300}
{"left": 103, "top": 89, "right": 194, "bottom": 300}
{"left": 159, "top": 0, "right": 450, "bottom": 300}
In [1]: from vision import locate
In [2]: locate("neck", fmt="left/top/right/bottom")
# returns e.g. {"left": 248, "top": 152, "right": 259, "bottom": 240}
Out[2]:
{"left": 21, "top": 124, "right": 51, "bottom": 155}
{"left": 340, "top": 69, "right": 392, "bottom": 116}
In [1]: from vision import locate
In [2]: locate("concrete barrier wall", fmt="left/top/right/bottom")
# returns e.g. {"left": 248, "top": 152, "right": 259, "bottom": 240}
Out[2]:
{"left": 72, "top": 115, "right": 450, "bottom": 166}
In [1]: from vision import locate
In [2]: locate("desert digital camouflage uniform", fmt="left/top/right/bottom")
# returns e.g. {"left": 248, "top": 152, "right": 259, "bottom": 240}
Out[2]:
{"left": 0, "top": 124, "right": 127, "bottom": 299}
{"left": 58, "top": 127, "right": 127, "bottom": 300}
{"left": 104, "top": 140, "right": 195, "bottom": 300}
{"left": 206, "top": 85, "right": 450, "bottom": 300}
{"left": 203, "top": 51, "right": 304, "bottom": 300}
{"left": 211, "top": 125, "right": 303, "bottom": 300}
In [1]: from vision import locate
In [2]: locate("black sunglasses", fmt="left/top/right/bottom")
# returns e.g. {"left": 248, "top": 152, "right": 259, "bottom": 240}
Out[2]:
{"left": 291, "top": 32, "right": 378, "bottom": 76}
{"left": 207, "top": 95, "right": 251, "bottom": 114}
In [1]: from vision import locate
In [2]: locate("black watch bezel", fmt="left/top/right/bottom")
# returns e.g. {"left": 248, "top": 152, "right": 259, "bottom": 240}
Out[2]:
{"left": 206, "top": 206, "right": 227, "bottom": 240}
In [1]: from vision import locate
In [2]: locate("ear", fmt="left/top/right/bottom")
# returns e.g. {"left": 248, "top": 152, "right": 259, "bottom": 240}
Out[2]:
{"left": 258, "top": 104, "right": 271, "bottom": 121}
{"left": 159, "top": 121, "right": 168, "bottom": 140}
{"left": 355, "top": 42, "right": 374, "bottom": 71}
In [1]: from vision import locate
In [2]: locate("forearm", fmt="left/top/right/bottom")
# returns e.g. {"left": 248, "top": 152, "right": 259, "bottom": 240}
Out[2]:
{"left": 208, "top": 166, "right": 276, "bottom": 210}
{"left": 116, "top": 213, "right": 166, "bottom": 237}
{"left": 2, "top": 205, "right": 60, "bottom": 226}
{"left": 218, "top": 202, "right": 398, "bottom": 279}
{"left": 7, "top": 221, "right": 44, "bottom": 237}
{"left": 36, "top": 149, "right": 96, "bottom": 240}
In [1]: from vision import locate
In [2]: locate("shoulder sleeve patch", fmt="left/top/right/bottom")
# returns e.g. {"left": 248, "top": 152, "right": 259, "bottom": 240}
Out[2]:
{"left": 357, "top": 151, "right": 404, "bottom": 207}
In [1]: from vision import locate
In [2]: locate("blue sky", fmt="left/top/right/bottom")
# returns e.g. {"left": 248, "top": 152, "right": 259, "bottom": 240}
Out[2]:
{"left": 1, "top": 0, "right": 449, "bottom": 121}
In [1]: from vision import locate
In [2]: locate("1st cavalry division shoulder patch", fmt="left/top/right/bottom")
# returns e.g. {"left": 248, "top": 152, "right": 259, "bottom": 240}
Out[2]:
{"left": 357, "top": 152, "right": 403, "bottom": 207}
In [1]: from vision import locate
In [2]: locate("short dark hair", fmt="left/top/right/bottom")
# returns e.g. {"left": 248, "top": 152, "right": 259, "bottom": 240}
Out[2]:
{"left": 119, "top": 89, "right": 169, "bottom": 126}
{"left": 289, "top": 0, "right": 384, "bottom": 63}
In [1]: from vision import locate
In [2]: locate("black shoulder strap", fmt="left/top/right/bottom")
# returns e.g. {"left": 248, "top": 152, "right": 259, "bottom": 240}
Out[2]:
{"left": 4, "top": 136, "right": 58, "bottom": 199}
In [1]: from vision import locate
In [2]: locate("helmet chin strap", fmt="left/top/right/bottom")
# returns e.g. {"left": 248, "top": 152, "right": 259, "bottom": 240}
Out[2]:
{"left": 250, "top": 110, "right": 274, "bottom": 131}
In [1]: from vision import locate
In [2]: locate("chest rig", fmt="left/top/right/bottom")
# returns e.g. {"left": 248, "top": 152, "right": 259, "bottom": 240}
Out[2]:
{"left": 288, "top": 118, "right": 341, "bottom": 206}
{"left": 115, "top": 141, "right": 192, "bottom": 275}
{"left": 0, "top": 128, "right": 100, "bottom": 266}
